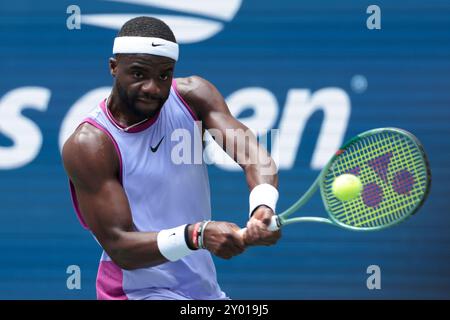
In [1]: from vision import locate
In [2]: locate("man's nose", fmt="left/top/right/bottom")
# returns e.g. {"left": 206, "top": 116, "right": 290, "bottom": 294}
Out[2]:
{"left": 141, "top": 79, "right": 160, "bottom": 95}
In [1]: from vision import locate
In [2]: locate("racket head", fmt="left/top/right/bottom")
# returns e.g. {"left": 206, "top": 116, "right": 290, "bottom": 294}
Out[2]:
{"left": 319, "top": 128, "right": 431, "bottom": 231}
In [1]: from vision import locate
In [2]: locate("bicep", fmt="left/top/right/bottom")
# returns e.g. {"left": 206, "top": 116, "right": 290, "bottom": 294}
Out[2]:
{"left": 179, "top": 77, "right": 255, "bottom": 153}
{"left": 197, "top": 90, "right": 261, "bottom": 167}
{"left": 62, "top": 128, "right": 134, "bottom": 250}
{"left": 74, "top": 177, "right": 134, "bottom": 244}
{"left": 178, "top": 76, "right": 277, "bottom": 184}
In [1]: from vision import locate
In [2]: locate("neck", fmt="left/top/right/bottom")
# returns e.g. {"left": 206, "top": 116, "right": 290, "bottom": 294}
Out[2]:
{"left": 107, "top": 91, "right": 148, "bottom": 128}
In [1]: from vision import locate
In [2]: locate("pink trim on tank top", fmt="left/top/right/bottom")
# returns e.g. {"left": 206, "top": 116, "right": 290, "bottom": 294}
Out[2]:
{"left": 68, "top": 118, "right": 123, "bottom": 230}
{"left": 96, "top": 261, "right": 127, "bottom": 300}
{"left": 100, "top": 99, "right": 160, "bottom": 133}
{"left": 69, "top": 180, "right": 88, "bottom": 229}
{"left": 172, "top": 79, "right": 199, "bottom": 121}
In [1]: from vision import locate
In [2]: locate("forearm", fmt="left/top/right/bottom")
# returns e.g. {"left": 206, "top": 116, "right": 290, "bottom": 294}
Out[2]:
{"left": 233, "top": 132, "right": 278, "bottom": 190}
{"left": 106, "top": 225, "right": 197, "bottom": 270}
{"left": 106, "top": 230, "right": 165, "bottom": 270}
{"left": 243, "top": 162, "right": 278, "bottom": 190}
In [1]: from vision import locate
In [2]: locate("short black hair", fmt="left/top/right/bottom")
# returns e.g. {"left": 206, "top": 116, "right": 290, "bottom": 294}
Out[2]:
{"left": 117, "top": 16, "right": 177, "bottom": 43}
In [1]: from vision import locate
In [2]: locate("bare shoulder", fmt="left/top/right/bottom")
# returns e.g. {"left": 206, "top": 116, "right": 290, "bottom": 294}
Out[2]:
{"left": 174, "top": 76, "right": 214, "bottom": 96}
{"left": 62, "top": 123, "right": 119, "bottom": 189}
{"left": 174, "top": 76, "right": 228, "bottom": 118}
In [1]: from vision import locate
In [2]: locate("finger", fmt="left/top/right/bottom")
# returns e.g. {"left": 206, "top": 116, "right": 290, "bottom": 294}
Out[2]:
{"left": 232, "top": 234, "right": 246, "bottom": 251}
{"left": 221, "top": 242, "right": 244, "bottom": 257}
{"left": 247, "top": 219, "right": 266, "bottom": 231}
{"left": 251, "top": 229, "right": 280, "bottom": 245}
{"left": 251, "top": 211, "right": 273, "bottom": 225}
{"left": 214, "top": 245, "right": 234, "bottom": 259}
{"left": 244, "top": 223, "right": 260, "bottom": 244}
{"left": 228, "top": 223, "right": 242, "bottom": 232}
{"left": 245, "top": 221, "right": 265, "bottom": 242}
{"left": 237, "top": 228, "right": 248, "bottom": 246}
{"left": 251, "top": 210, "right": 273, "bottom": 224}
{"left": 221, "top": 230, "right": 246, "bottom": 252}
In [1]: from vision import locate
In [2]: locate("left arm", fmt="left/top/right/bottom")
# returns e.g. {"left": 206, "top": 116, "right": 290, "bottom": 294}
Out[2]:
{"left": 175, "top": 76, "right": 281, "bottom": 246}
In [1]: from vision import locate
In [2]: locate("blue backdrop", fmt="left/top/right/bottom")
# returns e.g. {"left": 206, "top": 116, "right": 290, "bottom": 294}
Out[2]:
{"left": 0, "top": 0, "right": 449, "bottom": 299}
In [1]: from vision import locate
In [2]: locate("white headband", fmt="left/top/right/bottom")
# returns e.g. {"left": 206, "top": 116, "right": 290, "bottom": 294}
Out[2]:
{"left": 113, "top": 36, "right": 179, "bottom": 61}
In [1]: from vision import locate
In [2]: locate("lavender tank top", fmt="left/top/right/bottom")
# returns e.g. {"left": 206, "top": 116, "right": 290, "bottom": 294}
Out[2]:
{"left": 69, "top": 80, "right": 227, "bottom": 300}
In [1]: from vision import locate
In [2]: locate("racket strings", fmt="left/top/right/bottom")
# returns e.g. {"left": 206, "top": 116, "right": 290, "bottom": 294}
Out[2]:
{"left": 352, "top": 135, "right": 414, "bottom": 226}
{"left": 354, "top": 137, "right": 426, "bottom": 227}
{"left": 356, "top": 134, "right": 424, "bottom": 227}
{"left": 322, "top": 131, "right": 428, "bottom": 229}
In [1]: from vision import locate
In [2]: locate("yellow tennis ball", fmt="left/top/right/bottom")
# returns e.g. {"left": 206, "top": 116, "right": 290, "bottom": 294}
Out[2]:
{"left": 332, "top": 174, "right": 362, "bottom": 201}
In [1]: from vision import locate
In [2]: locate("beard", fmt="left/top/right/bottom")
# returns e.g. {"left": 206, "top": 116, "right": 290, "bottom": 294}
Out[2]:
{"left": 116, "top": 81, "right": 142, "bottom": 117}
{"left": 115, "top": 80, "right": 167, "bottom": 118}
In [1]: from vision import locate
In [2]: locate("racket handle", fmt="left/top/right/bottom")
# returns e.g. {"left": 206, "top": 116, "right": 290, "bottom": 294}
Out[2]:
{"left": 238, "top": 215, "right": 281, "bottom": 237}
{"left": 267, "top": 215, "right": 281, "bottom": 231}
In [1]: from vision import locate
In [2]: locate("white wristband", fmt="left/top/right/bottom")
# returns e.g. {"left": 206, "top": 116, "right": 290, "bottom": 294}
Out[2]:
{"left": 157, "top": 224, "right": 194, "bottom": 262}
{"left": 249, "top": 184, "right": 279, "bottom": 217}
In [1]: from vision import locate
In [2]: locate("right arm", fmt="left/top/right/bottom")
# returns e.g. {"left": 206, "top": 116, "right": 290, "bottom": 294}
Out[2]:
{"left": 62, "top": 124, "right": 244, "bottom": 270}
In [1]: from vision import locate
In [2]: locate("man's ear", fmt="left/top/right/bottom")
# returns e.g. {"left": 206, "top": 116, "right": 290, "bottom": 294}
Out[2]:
{"left": 109, "top": 57, "right": 118, "bottom": 77}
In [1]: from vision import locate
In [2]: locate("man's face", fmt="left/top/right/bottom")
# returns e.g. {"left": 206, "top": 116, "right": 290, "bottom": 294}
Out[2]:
{"left": 109, "top": 54, "right": 175, "bottom": 118}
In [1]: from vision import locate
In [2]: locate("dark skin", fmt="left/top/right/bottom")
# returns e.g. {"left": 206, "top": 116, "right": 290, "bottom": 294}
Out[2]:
{"left": 62, "top": 54, "right": 280, "bottom": 270}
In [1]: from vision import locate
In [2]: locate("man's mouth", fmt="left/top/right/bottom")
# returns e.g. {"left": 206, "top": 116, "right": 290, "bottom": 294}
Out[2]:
{"left": 137, "top": 97, "right": 159, "bottom": 103}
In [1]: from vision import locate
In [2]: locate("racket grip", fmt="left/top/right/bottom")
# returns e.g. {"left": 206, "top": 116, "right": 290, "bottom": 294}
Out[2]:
{"left": 267, "top": 215, "right": 281, "bottom": 231}
{"left": 238, "top": 215, "right": 281, "bottom": 237}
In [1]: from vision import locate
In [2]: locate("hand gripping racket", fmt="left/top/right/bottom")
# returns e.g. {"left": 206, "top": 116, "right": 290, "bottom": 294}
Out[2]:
{"left": 262, "top": 127, "right": 431, "bottom": 232}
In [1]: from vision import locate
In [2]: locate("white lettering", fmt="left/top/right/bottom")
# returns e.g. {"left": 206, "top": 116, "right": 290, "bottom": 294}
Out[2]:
{"left": 0, "top": 87, "right": 50, "bottom": 169}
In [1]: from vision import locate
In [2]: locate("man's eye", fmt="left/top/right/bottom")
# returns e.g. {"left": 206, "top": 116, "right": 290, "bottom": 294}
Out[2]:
{"left": 159, "top": 74, "right": 169, "bottom": 81}
{"left": 133, "top": 72, "right": 144, "bottom": 79}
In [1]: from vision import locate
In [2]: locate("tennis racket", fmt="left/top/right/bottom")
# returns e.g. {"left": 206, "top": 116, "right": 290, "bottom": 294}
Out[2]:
{"left": 255, "top": 127, "right": 431, "bottom": 232}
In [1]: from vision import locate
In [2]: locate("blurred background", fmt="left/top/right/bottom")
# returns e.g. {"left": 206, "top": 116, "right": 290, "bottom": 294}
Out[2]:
{"left": 0, "top": 0, "right": 449, "bottom": 299}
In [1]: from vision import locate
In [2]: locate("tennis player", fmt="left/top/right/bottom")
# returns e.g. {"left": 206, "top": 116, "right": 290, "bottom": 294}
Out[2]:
{"left": 62, "top": 16, "right": 280, "bottom": 300}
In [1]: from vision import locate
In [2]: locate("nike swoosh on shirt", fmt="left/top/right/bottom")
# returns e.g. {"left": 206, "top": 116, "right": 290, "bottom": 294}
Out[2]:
{"left": 150, "top": 136, "right": 165, "bottom": 152}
